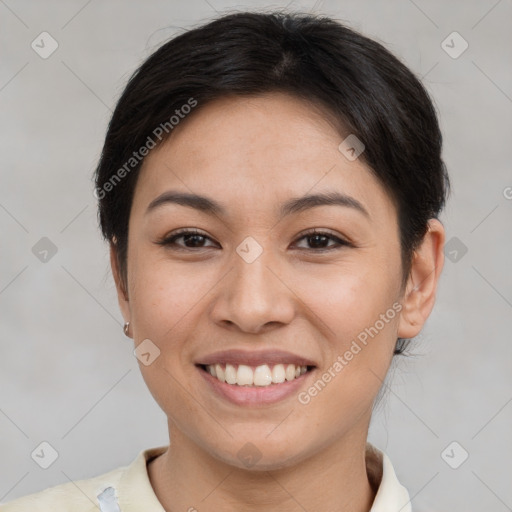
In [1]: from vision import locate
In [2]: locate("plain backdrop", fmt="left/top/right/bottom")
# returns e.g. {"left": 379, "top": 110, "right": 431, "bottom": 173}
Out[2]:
{"left": 1, "top": 0, "right": 511, "bottom": 510}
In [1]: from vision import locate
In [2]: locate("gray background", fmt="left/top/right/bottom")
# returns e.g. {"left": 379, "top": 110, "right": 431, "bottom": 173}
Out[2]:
{"left": 1, "top": 0, "right": 511, "bottom": 510}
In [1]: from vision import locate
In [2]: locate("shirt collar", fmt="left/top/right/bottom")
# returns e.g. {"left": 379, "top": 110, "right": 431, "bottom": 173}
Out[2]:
{"left": 115, "top": 445, "right": 167, "bottom": 511}
{"left": 113, "top": 443, "right": 411, "bottom": 511}
{"left": 365, "top": 443, "right": 412, "bottom": 512}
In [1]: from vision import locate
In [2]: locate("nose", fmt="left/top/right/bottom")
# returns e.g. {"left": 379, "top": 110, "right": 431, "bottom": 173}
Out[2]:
{"left": 210, "top": 245, "right": 296, "bottom": 334}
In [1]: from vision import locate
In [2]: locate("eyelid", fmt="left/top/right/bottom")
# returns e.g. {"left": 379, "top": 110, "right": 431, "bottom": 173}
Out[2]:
{"left": 157, "top": 228, "right": 218, "bottom": 248}
{"left": 157, "top": 227, "right": 352, "bottom": 251}
{"left": 291, "top": 228, "right": 352, "bottom": 250}
{"left": 294, "top": 227, "right": 351, "bottom": 244}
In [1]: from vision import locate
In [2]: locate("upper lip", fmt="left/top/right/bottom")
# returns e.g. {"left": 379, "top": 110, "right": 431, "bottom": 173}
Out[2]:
{"left": 196, "top": 349, "right": 317, "bottom": 368}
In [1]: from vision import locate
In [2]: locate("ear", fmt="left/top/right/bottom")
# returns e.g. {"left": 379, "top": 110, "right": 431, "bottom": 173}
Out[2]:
{"left": 398, "top": 218, "right": 445, "bottom": 339}
{"left": 110, "top": 242, "right": 131, "bottom": 328}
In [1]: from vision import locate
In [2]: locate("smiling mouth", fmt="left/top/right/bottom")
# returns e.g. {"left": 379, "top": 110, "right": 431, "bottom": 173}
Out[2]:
{"left": 198, "top": 363, "right": 315, "bottom": 387}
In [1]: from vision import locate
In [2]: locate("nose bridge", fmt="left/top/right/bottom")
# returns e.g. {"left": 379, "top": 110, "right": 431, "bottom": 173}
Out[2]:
{"left": 213, "top": 236, "right": 295, "bottom": 332}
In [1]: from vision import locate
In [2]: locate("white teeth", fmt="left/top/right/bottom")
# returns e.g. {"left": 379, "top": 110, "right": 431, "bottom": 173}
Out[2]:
{"left": 204, "top": 363, "right": 309, "bottom": 386}
{"left": 254, "top": 364, "right": 272, "bottom": 386}
{"left": 272, "top": 364, "right": 286, "bottom": 383}
{"left": 236, "top": 365, "right": 253, "bottom": 386}
{"left": 285, "top": 364, "right": 296, "bottom": 381}
{"left": 215, "top": 364, "right": 225, "bottom": 382}
{"left": 225, "top": 364, "right": 237, "bottom": 384}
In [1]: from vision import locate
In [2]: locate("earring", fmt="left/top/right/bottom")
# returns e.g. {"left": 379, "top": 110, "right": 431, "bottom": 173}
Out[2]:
{"left": 123, "top": 322, "right": 130, "bottom": 337}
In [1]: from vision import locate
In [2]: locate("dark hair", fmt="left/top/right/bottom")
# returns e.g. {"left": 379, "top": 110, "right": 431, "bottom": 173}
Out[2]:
{"left": 94, "top": 10, "right": 449, "bottom": 355}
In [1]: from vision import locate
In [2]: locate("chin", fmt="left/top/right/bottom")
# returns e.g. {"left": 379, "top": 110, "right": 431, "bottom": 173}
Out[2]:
{"left": 207, "top": 436, "right": 315, "bottom": 472}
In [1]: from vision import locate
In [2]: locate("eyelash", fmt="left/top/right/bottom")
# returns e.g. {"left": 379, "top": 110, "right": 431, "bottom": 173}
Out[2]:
{"left": 156, "top": 228, "right": 352, "bottom": 252}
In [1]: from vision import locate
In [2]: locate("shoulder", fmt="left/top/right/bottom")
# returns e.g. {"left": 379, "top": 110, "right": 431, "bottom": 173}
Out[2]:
{"left": 1, "top": 465, "right": 125, "bottom": 512}
{"left": 0, "top": 445, "right": 168, "bottom": 512}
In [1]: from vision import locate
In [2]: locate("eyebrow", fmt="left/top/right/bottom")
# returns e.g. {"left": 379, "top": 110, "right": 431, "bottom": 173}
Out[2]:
{"left": 146, "top": 190, "right": 370, "bottom": 219}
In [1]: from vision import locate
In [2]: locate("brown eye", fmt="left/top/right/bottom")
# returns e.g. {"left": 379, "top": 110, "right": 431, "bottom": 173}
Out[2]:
{"left": 294, "top": 229, "right": 351, "bottom": 251}
{"left": 157, "top": 229, "right": 218, "bottom": 250}
{"left": 157, "top": 228, "right": 351, "bottom": 252}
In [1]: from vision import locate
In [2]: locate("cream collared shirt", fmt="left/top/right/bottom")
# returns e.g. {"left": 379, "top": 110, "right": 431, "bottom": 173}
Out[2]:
{"left": 1, "top": 443, "right": 411, "bottom": 511}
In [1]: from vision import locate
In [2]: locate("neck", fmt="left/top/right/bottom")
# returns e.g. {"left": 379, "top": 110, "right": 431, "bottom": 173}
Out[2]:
{"left": 148, "top": 422, "right": 378, "bottom": 512}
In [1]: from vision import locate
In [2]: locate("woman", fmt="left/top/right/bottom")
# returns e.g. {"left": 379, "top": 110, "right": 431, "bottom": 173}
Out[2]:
{"left": 3, "top": 10, "right": 448, "bottom": 511}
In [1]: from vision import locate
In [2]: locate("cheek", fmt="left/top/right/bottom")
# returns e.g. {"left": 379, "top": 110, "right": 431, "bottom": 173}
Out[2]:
{"left": 299, "top": 263, "right": 400, "bottom": 399}
{"left": 126, "top": 255, "right": 207, "bottom": 418}
{"left": 128, "top": 253, "right": 206, "bottom": 340}
{"left": 301, "top": 262, "right": 398, "bottom": 342}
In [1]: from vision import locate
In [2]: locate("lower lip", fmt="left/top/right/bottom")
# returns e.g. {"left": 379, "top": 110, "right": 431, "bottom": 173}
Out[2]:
{"left": 197, "top": 366, "right": 314, "bottom": 406}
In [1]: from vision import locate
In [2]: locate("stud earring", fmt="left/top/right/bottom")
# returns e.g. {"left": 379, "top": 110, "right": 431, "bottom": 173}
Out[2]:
{"left": 123, "top": 322, "right": 130, "bottom": 337}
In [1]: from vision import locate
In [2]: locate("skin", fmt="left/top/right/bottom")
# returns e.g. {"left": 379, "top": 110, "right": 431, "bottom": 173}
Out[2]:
{"left": 111, "top": 92, "right": 445, "bottom": 511}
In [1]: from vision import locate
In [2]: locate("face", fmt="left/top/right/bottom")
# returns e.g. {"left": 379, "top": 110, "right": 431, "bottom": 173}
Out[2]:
{"left": 114, "top": 92, "right": 421, "bottom": 470}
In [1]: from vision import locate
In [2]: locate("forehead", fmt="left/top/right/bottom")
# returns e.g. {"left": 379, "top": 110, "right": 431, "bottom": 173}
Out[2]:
{"left": 133, "top": 92, "right": 396, "bottom": 224}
